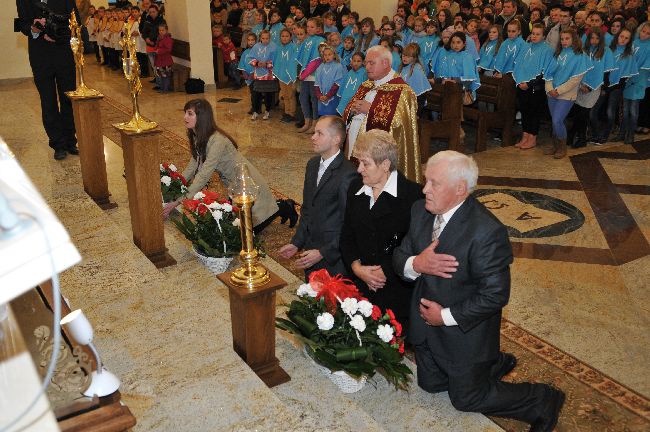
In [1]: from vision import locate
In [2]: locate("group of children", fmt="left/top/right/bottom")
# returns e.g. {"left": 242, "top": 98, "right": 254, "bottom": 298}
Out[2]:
{"left": 85, "top": 4, "right": 175, "bottom": 92}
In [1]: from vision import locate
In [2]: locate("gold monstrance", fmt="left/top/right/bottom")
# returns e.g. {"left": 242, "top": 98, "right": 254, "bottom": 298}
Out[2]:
{"left": 113, "top": 21, "right": 157, "bottom": 132}
{"left": 65, "top": 12, "right": 103, "bottom": 98}
{"left": 229, "top": 164, "right": 270, "bottom": 289}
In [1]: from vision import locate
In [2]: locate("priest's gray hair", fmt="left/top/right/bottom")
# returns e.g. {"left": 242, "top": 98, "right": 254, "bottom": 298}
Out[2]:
{"left": 366, "top": 45, "right": 393, "bottom": 65}
{"left": 427, "top": 151, "right": 479, "bottom": 192}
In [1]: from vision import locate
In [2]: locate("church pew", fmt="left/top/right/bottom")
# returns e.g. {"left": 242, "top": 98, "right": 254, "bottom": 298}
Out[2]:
{"left": 419, "top": 81, "right": 463, "bottom": 163}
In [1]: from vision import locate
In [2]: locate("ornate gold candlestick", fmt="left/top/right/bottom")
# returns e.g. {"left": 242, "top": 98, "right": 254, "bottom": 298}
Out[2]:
{"left": 65, "top": 12, "right": 103, "bottom": 99}
{"left": 113, "top": 22, "right": 157, "bottom": 133}
{"left": 229, "top": 164, "right": 270, "bottom": 289}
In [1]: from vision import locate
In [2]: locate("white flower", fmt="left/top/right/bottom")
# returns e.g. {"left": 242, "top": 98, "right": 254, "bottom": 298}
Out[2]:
{"left": 207, "top": 201, "right": 223, "bottom": 210}
{"left": 296, "top": 283, "right": 317, "bottom": 298}
{"left": 341, "top": 298, "right": 358, "bottom": 316}
{"left": 194, "top": 191, "right": 205, "bottom": 200}
{"left": 159, "top": 164, "right": 165, "bottom": 171}
{"left": 349, "top": 314, "right": 366, "bottom": 332}
{"left": 316, "top": 312, "right": 334, "bottom": 331}
{"left": 232, "top": 218, "right": 241, "bottom": 227}
{"left": 160, "top": 175, "right": 171, "bottom": 186}
{"left": 212, "top": 210, "right": 223, "bottom": 222}
{"left": 357, "top": 300, "right": 373, "bottom": 318}
{"left": 169, "top": 163, "right": 177, "bottom": 172}
{"left": 222, "top": 203, "right": 233, "bottom": 212}
{"left": 376, "top": 324, "right": 394, "bottom": 343}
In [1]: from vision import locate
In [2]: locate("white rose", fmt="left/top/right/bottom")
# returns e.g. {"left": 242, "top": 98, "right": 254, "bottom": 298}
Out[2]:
{"left": 212, "top": 210, "right": 223, "bottom": 222}
{"left": 296, "top": 283, "right": 317, "bottom": 298}
{"left": 341, "top": 298, "right": 358, "bottom": 316}
{"left": 169, "top": 163, "right": 177, "bottom": 172}
{"left": 222, "top": 203, "right": 233, "bottom": 212}
{"left": 316, "top": 312, "right": 334, "bottom": 331}
{"left": 357, "top": 300, "right": 373, "bottom": 318}
{"left": 232, "top": 218, "right": 241, "bottom": 227}
{"left": 160, "top": 175, "right": 171, "bottom": 186}
{"left": 207, "top": 201, "right": 222, "bottom": 210}
{"left": 376, "top": 324, "right": 394, "bottom": 343}
{"left": 194, "top": 191, "right": 205, "bottom": 200}
{"left": 349, "top": 314, "right": 366, "bottom": 332}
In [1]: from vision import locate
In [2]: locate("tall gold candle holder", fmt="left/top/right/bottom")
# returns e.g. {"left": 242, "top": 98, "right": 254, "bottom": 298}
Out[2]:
{"left": 113, "top": 22, "right": 157, "bottom": 133}
{"left": 65, "top": 12, "right": 103, "bottom": 99}
{"left": 229, "top": 164, "right": 270, "bottom": 289}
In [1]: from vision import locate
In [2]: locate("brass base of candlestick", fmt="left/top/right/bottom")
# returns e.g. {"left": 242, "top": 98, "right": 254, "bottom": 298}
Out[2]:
{"left": 230, "top": 263, "right": 270, "bottom": 289}
{"left": 66, "top": 84, "right": 104, "bottom": 99}
{"left": 113, "top": 113, "right": 157, "bottom": 133}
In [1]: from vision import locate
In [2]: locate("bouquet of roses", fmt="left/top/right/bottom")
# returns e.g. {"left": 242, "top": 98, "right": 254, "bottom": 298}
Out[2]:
{"left": 173, "top": 190, "right": 243, "bottom": 258}
{"left": 276, "top": 269, "right": 412, "bottom": 390}
{"left": 160, "top": 163, "right": 189, "bottom": 203}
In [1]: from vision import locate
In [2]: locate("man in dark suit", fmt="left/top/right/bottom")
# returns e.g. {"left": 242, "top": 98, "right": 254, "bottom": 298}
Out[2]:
{"left": 393, "top": 151, "right": 565, "bottom": 432}
{"left": 279, "top": 116, "right": 358, "bottom": 279}
{"left": 332, "top": 0, "right": 350, "bottom": 31}
{"left": 16, "top": 0, "right": 79, "bottom": 160}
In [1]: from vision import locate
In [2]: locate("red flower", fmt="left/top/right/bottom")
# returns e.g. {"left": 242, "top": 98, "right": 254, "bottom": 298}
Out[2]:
{"left": 386, "top": 309, "right": 396, "bottom": 321}
{"left": 180, "top": 175, "right": 188, "bottom": 186}
{"left": 232, "top": 205, "right": 240, "bottom": 212}
{"left": 203, "top": 190, "right": 221, "bottom": 202}
{"left": 309, "top": 269, "right": 362, "bottom": 314}
{"left": 390, "top": 337, "right": 397, "bottom": 346}
{"left": 371, "top": 305, "right": 382, "bottom": 321}
{"left": 398, "top": 340, "right": 405, "bottom": 354}
{"left": 170, "top": 171, "right": 181, "bottom": 180}
{"left": 391, "top": 320, "right": 402, "bottom": 337}
{"left": 183, "top": 199, "right": 199, "bottom": 212}
{"left": 162, "top": 162, "right": 170, "bottom": 170}
{"left": 197, "top": 203, "right": 209, "bottom": 216}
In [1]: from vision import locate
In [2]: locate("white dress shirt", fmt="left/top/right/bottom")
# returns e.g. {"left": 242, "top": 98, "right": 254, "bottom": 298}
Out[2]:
{"left": 317, "top": 150, "right": 340, "bottom": 185}
{"left": 403, "top": 199, "right": 466, "bottom": 326}
{"left": 347, "top": 70, "right": 397, "bottom": 157}
{"left": 355, "top": 170, "right": 398, "bottom": 209}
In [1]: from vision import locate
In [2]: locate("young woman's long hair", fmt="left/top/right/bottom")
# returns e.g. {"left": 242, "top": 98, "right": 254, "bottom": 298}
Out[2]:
{"left": 609, "top": 28, "right": 634, "bottom": 57}
{"left": 436, "top": 8, "right": 453, "bottom": 33}
{"left": 357, "top": 17, "right": 377, "bottom": 52}
{"left": 398, "top": 42, "right": 423, "bottom": 77}
{"left": 183, "top": 99, "right": 237, "bottom": 165}
{"left": 554, "top": 28, "right": 582, "bottom": 57}
{"left": 584, "top": 26, "right": 606, "bottom": 60}
{"left": 488, "top": 24, "right": 504, "bottom": 54}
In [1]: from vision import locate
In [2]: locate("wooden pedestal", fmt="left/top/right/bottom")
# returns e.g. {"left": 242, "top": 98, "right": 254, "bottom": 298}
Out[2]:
{"left": 217, "top": 270, "right": 291, "bottom": 388}
{"left": 70, "top": 96, "right": 117, "bottom": 210}
{"left": 115, "top": 128, "right": 176, "bottom": 269}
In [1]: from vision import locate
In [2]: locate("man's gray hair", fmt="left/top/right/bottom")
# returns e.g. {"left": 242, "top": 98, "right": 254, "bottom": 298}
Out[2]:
{"left": 427, "top": 151, "right": 479, "bottom": 191}
{"left": 366, "top": 45, "right": 393, "bottom": 66}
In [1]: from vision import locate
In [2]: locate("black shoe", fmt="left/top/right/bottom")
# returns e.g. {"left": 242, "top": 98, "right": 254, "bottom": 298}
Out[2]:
{"left": 493, "top": 352, "right": 517, "bottom": 380}
{"left": 529, "top": 387, "right": 565, "bottom": 432}
{"left": 53, "top": 149, "right": 67, "bottom": 160}
{"left": 66, "top": 145, "right": 79, "bottom": 155}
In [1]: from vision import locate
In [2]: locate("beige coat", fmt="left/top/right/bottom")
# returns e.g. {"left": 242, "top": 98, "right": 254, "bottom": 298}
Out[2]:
{"left": 182, "top": 132, "right": 279, "bottom": 227}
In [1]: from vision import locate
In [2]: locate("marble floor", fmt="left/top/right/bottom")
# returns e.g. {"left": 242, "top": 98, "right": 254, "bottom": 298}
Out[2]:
{"left": 1, "top": 57, "right": 649, "bottom": 431}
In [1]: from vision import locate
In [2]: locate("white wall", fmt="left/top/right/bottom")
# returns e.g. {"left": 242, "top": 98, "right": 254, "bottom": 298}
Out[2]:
{"left": 1, "top": 2, "right": 33, "bottom": 80}
{"left": 350, "top": 0, "right": 398, "bottom": 25}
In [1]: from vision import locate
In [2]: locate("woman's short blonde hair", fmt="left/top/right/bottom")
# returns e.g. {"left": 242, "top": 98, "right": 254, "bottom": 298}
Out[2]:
{"left": 353, "top": 129, "right": 398, "bottom": 171}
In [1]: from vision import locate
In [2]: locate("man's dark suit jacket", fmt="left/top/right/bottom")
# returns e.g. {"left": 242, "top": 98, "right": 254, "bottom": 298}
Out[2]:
{"left": 393, "top": 195, "right": 513, "bottom": 365}
{"left": 334, "top": 5, "right": 351, "bottom": 30}
{"left": 340, "top": 172, "right": 423, "bottom": 321}
{"left": 291, "top": 152, "right": 358, "bottom": 277}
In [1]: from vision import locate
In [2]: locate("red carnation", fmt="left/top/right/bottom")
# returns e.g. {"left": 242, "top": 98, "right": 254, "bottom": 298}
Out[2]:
{"left": 309, "top": 269, "right": 362, "bottom": 314}
{"left": 391, "top": 320, "right": 402, "bottom": 337}
{"left": 170, "top": 171, "right": 180, "bottom": 180}
{"left": 202, "top": 196, "right": 215, "bottom": 205}
{"left": 371, "top": 305, "right": 382, "bottom": 321}
{"left": 390, "top": 336, "right": 397, "bottom": 346}
{"left": 398, "top": 340, "right": 405, "bottom": 354}
{"left": 197, "top": 204, "right": 209, "bottom": 216}
{"left": 183, "top": 199, "right": 199, "bottom": 212}
{"left": 203, "top": 190, "right": 220, "bottom": 201}
{"left": 386, "top": 309, "right": 396, "bottom": 321}
{"left": 180, "top": 175, "right": 188, "bottom": 186}
{"left": 162, "top": 162, "right": 170, "bottom": 169}
{"left": 232, "top": 205, "right": 240, "bottom": 212}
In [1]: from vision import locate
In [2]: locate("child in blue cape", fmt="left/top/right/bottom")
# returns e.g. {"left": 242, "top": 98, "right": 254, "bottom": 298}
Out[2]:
{"left": 340, "top": 36, "right": 356, "bottom": 69}
{"left": 356, "top": 17, "right": 380, "bottom": 53}
{"left": 251, "top": 9, "right": 265, "bottom": 38}
{"left": 379, "top": 36, "right": 403, "bottom": 71}
{"left": 238, "top": 33, "right": 258, "bottom": 115}
{"left": 544, "top": 28, "right": 591, "bottom": 158}
{"left": 337, "top": 52, "right": 367, "bottom": 115}
{"left": 327, "top": 31, "right": 343, "bottom": 59}
{"left": 567, "top": 28, "right": 616, "bottom": 148}
{"left": 296, "top": 17, "right": 326, "bottom": 133}
{"left": 274, "top": 28, "right": 299, "bottom": 123}
{"left": 314, "top": 45, "right": 346, "bottom": 115}
{"left": 267, "top": 9, "right": 285, "bottom": 46}
{"left": 322, "top": 12, "right": 338, "bottom": 34}
{"left": 435, "top": 31, "right": 480, "bottom": 102}
{"left": 399, "top": 42, "right": 432, "bottom": 115}
{"left": 478, "top": 24, "right": 502, "bottom": 75}
{"left": 408, "top": 17, "right": 428, "bottom": 47}
{"left": 621, "top": 22, "right": 650, "bottom": 144}
{"left": 512, "top": 23, "right": 554, "bottom": 150}
{"left": 420, "top": 21, "right": 441, "bottom": 75}
{"left": 494, "top": 19, "right": 526, "bottom": 76}
{"left": 249, "top": 30, "right": 279, "bottom": 120}
{"left": 340, "top": 13, "right": 355, "bottom": 39}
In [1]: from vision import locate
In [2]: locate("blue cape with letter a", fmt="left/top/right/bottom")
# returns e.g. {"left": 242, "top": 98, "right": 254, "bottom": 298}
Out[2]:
{"left": 623, "top": 38, "right": 650, "bottom": 99}
{"left": 512, "top": 41, "right": 554, "bottom": 85}
{"left": 435, "top": 49, "right": 481, "bottom": 96}
{"left": 337, "top": 66, "right": 367, "bottom": 114}
{"left": 273, "top": 41, "right": 298, "bottom": 84}
{"left": 478, "top": 39, "right": 498, "bottom": 71}
{"left": 582, "top": 46, "right": 616, "bottom": 90}
{"left": 237, "top": 47, "right": 255, "bottom": 85}
{"left": 608, "top": 44, "right": 639, "bottom": 87}
{"left": 297, "top": 34, "right": 326, "bottom": 72}
{"left": 545, "top": 47, "right": 591, "bottom": 88}
{"left": 315, "top": 61, "right": 346, "bottom": 105}
{"left": 249, "top": 41, "right": 278, "bottom": 78}
{"left": 494, "top": 36, "right": 526, "bottom": 74}
{"left": 400, "top": 63, "right": 432, "bottom": 96}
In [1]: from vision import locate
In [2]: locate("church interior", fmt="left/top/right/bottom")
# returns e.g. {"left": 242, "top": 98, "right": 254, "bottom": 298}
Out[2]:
{"left": 1, "top": 0, "right": 649, "bottom": 431}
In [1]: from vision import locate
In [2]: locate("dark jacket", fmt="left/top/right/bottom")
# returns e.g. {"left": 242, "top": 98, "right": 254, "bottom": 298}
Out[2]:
{"left": 16, "top": 0, "right": 78, "bottom": 48}
{"left": 291, "top": 151, "right": 358, "bottom": 279}
{"left": 393, "top": 195, "right": 513, "bottom": 364}
{"left": 340, "top": 172, "right": 423, "bottom": 321}
{"left": 142, "top": 14, "right": 165, "bottom": 47}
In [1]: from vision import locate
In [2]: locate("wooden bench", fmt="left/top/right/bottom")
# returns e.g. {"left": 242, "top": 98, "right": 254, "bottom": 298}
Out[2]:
{"left": 172, "top": 63, "right": 190, "bottom": 92}
{"left": 212, "top": 46, "right": 229, "bottom": 88}
{"left": 463, "top": 74, "right": 516, "bottom": 151}
{"left": 419, "top": 81, "right": 463, "bottom": 163}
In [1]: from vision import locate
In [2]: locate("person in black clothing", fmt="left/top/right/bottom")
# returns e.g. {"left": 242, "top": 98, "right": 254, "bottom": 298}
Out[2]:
{"left": 16, "top": 0, "right": 79, "bottom": 160}
{"left": 226, "top": 0, "right": 243, "bottom": 45}
{"left": 495, "top": 0, "right": 529, "bottom": 39}
{"left": 141, "top": 4, "right": 165, "bottom": 83}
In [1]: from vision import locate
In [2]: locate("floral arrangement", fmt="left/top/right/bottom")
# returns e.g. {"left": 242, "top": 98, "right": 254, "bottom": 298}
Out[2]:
{"left": 160, "top": 163, "right": 189, "bottom": 203}
{"left": 173, "top": 190, "right": 243, "bottom": 258}
{"left": 276, "top": 269, "right": 412, "bottom": 390}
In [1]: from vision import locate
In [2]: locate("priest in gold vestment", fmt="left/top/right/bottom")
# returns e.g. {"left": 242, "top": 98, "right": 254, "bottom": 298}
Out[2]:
{"left": 343, "top": 46, "right": 421, "bottom": 184}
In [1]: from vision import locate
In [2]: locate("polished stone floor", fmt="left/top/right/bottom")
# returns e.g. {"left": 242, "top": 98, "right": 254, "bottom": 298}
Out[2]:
{"left": 1, "top": 57, "right": 649, "bottom": 431}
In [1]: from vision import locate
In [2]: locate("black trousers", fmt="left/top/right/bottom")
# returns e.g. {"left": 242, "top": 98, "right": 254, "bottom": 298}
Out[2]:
{"left": 29, "top": 43, "right": 76, "bottom": 151}
{"left": 567, "top": 104, "right": 589, "bottom": 145}
{"left": 415, "top": 340, "right": 549, "bottom": 424}
{"left": 517, "top": 83, "right": 546, "bottom": 136}
{"left": 252, "top": 91, "right": 274, "bottom": 113}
